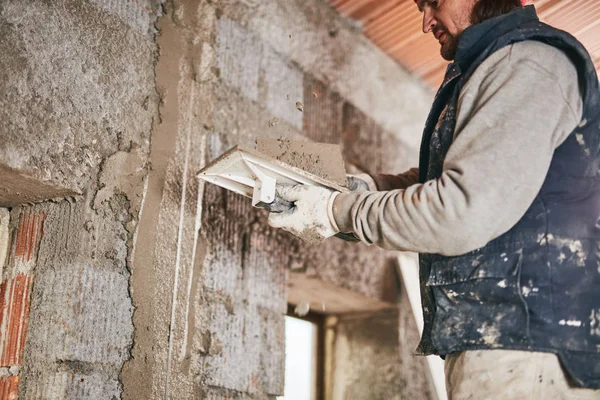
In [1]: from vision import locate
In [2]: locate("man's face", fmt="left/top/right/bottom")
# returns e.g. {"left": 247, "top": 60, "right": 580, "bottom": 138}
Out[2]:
{"left": 417, "top": 0, "right": 476, "bottom": 61}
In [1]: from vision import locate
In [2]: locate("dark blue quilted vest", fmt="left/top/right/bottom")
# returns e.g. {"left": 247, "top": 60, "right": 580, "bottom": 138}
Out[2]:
{"left": 416, "top": 6, "right": 600, "bottom": 389}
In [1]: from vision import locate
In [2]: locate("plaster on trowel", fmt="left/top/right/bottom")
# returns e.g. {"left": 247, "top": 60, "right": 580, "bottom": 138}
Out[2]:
{"left": 197, "top": 138, "right": 359, "bottom": 242}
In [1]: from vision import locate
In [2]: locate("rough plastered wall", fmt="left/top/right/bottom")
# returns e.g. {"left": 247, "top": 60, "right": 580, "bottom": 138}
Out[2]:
{"left": 121, "top": 0, "right": 435, "bottom": 399}
{"left": 0, "top": 0, "right": 435, "bottom": 398}
{"left": 327, "top": 283, "right": 438, "bottom": 400}
{"left": 0, "top": 0, "right": 159, "bottom": 398}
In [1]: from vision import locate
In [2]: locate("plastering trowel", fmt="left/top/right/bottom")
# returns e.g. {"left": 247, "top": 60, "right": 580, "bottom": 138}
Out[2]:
{"left": 197, "top": 144, "right": 359, "bottom": 242}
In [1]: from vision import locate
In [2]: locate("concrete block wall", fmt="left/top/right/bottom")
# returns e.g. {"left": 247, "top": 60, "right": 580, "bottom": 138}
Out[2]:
{"left": 1, "top": 0, "right": 435, "bottom": 398}
{"left": 121, "top": 0, "right": 435, "bottom": 399}
{"left": 0, "top": 0, "right": 158, "bottom": 398}
{"left": 0, "top": 202, "right": 137, "bottom": 399}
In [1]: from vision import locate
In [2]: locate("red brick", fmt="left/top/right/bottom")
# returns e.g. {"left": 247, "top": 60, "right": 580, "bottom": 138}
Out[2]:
{"left": 14, "top": 211, "right": 46, "bottom": 263}
{"left": 0, "top": 376, "right": 19, "bottom": 400}
{"left": 0, "top": 273, "right": 33, "bottom": 366}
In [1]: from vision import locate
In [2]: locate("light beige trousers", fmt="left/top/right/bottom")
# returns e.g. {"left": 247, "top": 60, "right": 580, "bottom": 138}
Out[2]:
{"left": 445, "top": 350, "right": 600, "bottom": 400}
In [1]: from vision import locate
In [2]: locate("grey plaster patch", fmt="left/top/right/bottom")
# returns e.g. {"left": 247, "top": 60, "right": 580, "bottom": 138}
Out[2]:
{"left": 87, "top": 0, "right": 164, "bottom": 35}
{"left": 28, "top": 262, "right": 133, "bottom": 364}
{"left": 0, "top": 0, "right": 156, "bottom": 192}
{"left": 261, "top": 46, "right": 304, "bottom": 130}
{"left": 93, "top": 151, "right": 146, "bottom": 215}
{"left": 216, "top": 18, "right": 262, "bottom": 102}
{"left": 21, "top": 368, "right": 122, "bottom": 400}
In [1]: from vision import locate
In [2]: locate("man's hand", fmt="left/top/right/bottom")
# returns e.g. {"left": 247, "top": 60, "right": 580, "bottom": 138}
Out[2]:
{"left": 268, "top": 185, "right": 340, "bottom": 244}
{"left": 346, "top": 173, "right": 377, "bottom": 193}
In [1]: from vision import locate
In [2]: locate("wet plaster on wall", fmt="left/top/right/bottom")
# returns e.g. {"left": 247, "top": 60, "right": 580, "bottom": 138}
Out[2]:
{"left": 123, "top": 0, "right": 217, "bottom": 398}
{"left": 124, "top": 2, "right": 295, "bottom": 397}
{"left": 123, "top": 2, "right": 314, "bottom": 396}
{"left": 94, "top": 151, "right": 148, "bottom": 220}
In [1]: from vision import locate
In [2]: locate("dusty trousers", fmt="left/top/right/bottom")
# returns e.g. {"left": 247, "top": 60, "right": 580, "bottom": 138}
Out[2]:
{"left": 445, "top": 350, "right": 600, "bottom": 399}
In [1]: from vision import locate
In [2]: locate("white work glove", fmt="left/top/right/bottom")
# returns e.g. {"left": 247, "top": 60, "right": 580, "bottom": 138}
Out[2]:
{"left": 268, "top": 185, "right": 340, "bottom": 244}
{"left": 346, "top": 173, "right": 377, "bottom": 193}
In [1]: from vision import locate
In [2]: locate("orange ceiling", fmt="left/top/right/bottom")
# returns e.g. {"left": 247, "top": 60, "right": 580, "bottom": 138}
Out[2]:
{"left": 329, "top": 0, "right": 600, "bottom": 87}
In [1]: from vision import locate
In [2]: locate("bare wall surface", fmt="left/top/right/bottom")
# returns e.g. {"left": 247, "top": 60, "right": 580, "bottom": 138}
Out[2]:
{"left": 19, "top": 200, "right": 134, "bottom": 399}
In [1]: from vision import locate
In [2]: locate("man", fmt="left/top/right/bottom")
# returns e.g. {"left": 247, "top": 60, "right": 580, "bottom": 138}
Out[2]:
{"left": 269, "top": 0, "right": 600, "bottom": 398}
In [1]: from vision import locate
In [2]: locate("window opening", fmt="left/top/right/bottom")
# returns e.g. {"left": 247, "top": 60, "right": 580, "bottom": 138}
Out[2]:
{"left": 277, "top": 306, "right": 325, "bottom": 400}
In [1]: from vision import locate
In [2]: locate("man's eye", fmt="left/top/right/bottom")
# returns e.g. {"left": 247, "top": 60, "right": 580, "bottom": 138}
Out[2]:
{"left": 428, "top": 0, "right": 439, "bottom": 7}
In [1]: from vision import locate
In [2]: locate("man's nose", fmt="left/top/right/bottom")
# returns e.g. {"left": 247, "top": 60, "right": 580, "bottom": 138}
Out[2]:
{"left": 422, "top": 8, "right": 435, "bottom": 34}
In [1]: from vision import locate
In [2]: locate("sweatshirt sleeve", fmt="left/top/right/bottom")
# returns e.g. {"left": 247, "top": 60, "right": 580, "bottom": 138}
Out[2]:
{"left": 373, "top": 168, "right": 420, "bottom": 191}
{"left": 333, "top": 41, "right": 583, "bottom": 255}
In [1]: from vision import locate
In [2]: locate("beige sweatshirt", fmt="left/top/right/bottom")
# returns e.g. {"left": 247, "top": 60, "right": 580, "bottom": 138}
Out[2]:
{"left": 333, "top": 41, "right": 583, "bottom": 256}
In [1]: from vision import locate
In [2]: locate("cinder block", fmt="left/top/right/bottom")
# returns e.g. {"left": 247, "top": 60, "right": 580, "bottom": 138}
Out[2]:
{"left": 257, "top": 308, "right": 285, "bottom": 395}
{"left": 216, "top": 19, "right": 262, "bottom": 103}
{"left": 341, "top": 102, "right": 384, "bottom": 174}
{"left": 28, "top": 264, "right": 133, "bottom": 364}
{"left": 302, "top": 76, "right": 343, "bottom": 144}
{"left": 201, "top": 187, "right": 250, "bottom": 298}
{"left": 20, "top": 369, "right": 121, "bottom": 400}
{"left": 261, "top": 46, "right": 303, "bottom": 130}
{"left": 87, "top": 0, "right": 157, "bottom": 36}
{"left": 203, "top": 303, "right": 255, "bottom": 392}
{"left": 202, "top": 304, "right": 284, "bottom": 395}
{"left": 242, "top": 229, "right": 287, "bottom": 312}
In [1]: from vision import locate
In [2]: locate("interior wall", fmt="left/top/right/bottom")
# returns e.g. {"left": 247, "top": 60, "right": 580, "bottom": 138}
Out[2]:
{"left": 0, "top": 0, "right": 159, "bottom": 398}
{"left": 327, "top": 308, "right": 436, "bottom": 400}
{"left": 0, "top": 0, "right": 435, "bottom": 399}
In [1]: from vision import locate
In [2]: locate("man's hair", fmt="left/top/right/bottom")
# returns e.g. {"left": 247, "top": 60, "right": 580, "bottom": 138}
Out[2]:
{"left": 471, "top": 0, "right": 523, "bottom": 25}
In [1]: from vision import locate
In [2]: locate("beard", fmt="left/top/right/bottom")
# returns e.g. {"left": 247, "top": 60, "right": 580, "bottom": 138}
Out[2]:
{"left": 436, "top": 22, "right": 460, "bottom": 61}
{"left": 440, "top": 34, "right": 459, "bottom": 61}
